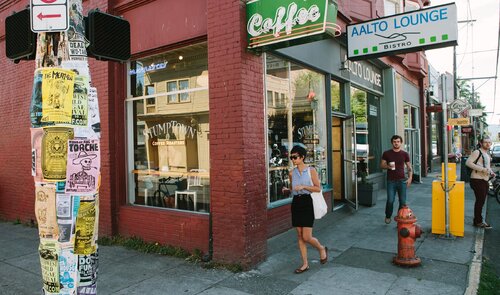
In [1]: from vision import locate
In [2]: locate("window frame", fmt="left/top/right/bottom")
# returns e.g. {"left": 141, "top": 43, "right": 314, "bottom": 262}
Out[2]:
{"left": 166, "top": 79, "right": 191, "bottom": 104}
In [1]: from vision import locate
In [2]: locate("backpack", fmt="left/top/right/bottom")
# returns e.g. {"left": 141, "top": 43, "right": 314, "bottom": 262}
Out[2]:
{"left": 466, "top": 151, "right": 485, "bottom": 179}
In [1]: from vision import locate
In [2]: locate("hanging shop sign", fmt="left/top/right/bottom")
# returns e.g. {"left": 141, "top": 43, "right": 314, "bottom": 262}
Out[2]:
{"left": 347, "top": 3, "right": 457, "bottom": 60}
{"left": 461, "top": 125, "right": 473, "bottom": 134}
{"left": 448, "top": 117, "right": 470, "bottom": 126}
{"left": 426, "top": 104, "right": 442, "bottom": 112}
{"left": 468, "top": 109, "right": 483, "bottom": 117}
{"left": 246, "top": 0, "right": 340, "bottom": 50}
{"left": 449, "top": 98, "right": 472, "bottom": 115}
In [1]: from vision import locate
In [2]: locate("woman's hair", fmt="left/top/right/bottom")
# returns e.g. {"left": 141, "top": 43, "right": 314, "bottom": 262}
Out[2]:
{"left": 290, "top": 145, "right": 307, "bottom": 158}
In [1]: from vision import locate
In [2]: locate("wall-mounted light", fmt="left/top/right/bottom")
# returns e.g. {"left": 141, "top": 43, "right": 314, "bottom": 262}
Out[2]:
{"left": 340, "top": 61, "right": 348, "bottom": 71}
{"left": 178, "top": 55, "right": 183, "bottom": 60}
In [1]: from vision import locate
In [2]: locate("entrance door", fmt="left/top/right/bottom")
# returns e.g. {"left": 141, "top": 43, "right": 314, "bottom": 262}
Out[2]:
{"left": 343, "top": 116, "right": 358, "bottom": 209}
{"left": 404, "top": 129, "right": 421, "bottom": 182}
{"left": 332, "top": 117, "right": 343, "bottom": 203}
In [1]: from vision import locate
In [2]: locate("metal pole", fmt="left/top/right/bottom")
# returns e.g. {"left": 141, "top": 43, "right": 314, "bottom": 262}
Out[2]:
{"left": 454, "top": 46, "right": 458, "bottom": 101}
{"left": 441, "top": 74, "right": 452, "bottom": 238}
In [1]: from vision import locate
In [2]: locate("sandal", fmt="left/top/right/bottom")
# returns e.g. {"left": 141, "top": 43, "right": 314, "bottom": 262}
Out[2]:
{"left": 294, "top": 266, "right": 310, "bottom": 274}
{"left": 320, "top": 247, "right": 328, "bottom": 264}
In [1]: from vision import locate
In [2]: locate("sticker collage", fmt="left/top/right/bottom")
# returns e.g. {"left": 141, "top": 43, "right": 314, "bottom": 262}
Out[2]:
{"left": 31, "top": 1, "right": 100, "bottom": 294}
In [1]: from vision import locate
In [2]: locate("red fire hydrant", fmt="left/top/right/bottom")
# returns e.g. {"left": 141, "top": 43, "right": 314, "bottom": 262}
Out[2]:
{"left": 393, "top": 205, "right": 422, "bottom": 267}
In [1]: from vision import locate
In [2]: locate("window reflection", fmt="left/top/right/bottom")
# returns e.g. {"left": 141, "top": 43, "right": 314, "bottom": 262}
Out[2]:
{"left": 266, "top": 54, "right": 327, "bottom": 203}
{"left": 127, "top": 42, "right": 210, "bottom": 212}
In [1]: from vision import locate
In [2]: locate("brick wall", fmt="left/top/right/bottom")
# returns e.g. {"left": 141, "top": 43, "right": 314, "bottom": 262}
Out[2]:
{"left": 118, "top": 206, "right": 210, "bottom": 252}
{"left": 207, "top": 0, "right": 267, "bottom": 267}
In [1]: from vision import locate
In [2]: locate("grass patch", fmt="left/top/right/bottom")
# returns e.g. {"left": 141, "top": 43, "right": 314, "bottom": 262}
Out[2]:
{"left": 97, "top": 235, "right": 190, "bottom": 258}
{"left": 97, "top": 235, "right": 242, "bottom": 272}
{"left": 478, "top": 257, "right": 500, "bottom": 295}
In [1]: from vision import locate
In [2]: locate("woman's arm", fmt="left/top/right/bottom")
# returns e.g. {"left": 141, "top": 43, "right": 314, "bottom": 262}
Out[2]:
{"left": 466, "top": 150, "right": 489, "bottom": 173}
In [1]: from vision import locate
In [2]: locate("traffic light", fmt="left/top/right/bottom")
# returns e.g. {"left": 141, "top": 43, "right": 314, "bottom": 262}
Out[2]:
{"left": 85, "top": 10, "right": 131, "bottom": 62}
{"left": 5, "top": 8, "right": 37, "bottom": 62}
{"left": 4, "top": 8, "right": 130, "bottom": 63}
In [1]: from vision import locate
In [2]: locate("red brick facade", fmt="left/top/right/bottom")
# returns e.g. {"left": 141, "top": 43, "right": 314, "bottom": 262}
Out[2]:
{"left": 0, "top": 0, "right": 428, "bottom": 267}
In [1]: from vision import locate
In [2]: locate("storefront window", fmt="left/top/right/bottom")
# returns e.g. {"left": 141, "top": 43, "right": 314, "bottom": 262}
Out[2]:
{"left": 331, "top": 80, "right": 342, "bottom": 112}
{"left": 431, "top": 113, "right": 439, "bottom": 156}
{"left": 265, "top": 54, "right": 327, "bottom": 203}
{"left": 351, "top": 87, "right": 381, "bottom": 175}
{"left": 126, "top": 42, "right": 210, "bottom": 212}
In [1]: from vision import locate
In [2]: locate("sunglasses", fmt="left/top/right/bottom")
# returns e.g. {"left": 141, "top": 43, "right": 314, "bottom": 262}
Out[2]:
{"left": 290, "top": 155, "right": 301, "bottom": 160}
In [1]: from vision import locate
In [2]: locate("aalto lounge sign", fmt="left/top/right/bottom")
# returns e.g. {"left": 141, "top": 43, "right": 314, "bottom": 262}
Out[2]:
{"left": 246, "top": 0, "right": 339, "bottom": 50}
{"left": 347, "top": 3, "right": 457, "bottom": 60}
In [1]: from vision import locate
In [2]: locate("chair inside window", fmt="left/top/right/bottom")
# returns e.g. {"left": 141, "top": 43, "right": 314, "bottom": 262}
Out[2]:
{"left": 175, "top": 169, "right": 206, "bottom": 211}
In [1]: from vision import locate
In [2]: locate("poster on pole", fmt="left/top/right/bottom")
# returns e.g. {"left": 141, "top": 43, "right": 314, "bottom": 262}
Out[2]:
{"left": 65, "top": 139, "right": 100, "bottom": 194}
{"left": 42, "top": 127, "right": 74, "bottom": 180}
{"left": 71, "top": 75, "right": 89, "bottom": 126}
{"left": 39, "top": 239, "right": 61, "bottom": 294}
{"left": 31, "top": 128, "right": 44, "bottom": 181}
{"left": 74, "top": 199, "right": 97, "bottom": 255}
{"left": 78, "top": 250, "right": 99, "bottom": 287}
{"left": 59, "top": 246, "right": 78, "bottom": 295}
{"left": 35, "top": 182, "right": 58, "bottom": 239}
{"left": 41, "top": 68, "right": 75, "bottom": 124}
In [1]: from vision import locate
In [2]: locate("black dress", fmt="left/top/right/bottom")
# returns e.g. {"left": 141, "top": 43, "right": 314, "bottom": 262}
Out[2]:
{"left": 291, "top": 194, "right": 314, "bottom": 227}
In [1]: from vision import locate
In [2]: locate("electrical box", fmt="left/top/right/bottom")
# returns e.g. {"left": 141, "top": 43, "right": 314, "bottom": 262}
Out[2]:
{"left": 432, "top": 180, "right": 464, "bottom": 237}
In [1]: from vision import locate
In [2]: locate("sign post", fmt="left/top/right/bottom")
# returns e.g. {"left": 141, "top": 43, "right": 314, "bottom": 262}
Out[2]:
{"left": 441, "top": 74, "right": 454, "bottom": 239}
{"left": 30, "top": 0, "right": 69, "bottom": 32}
{"left": 29, "top": 0, "right": 101, "bottom": 293}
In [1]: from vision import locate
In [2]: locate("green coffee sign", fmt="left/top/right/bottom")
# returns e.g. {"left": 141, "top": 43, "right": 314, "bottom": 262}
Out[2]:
{"left": 246, "top": 0, "right": 338, "bottom": 49}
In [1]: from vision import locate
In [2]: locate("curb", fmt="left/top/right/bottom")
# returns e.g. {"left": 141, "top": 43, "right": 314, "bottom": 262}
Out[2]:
{"left": 464, "top": 199, "right": 488, "bottom": 295}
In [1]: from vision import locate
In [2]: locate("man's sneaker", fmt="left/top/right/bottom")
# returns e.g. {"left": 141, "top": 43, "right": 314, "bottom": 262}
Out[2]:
{"left": 475, "top": 222, "right": 492, "bottom": 229}
{"left": 385, "top": 217, "right": 391, "bottom": 224}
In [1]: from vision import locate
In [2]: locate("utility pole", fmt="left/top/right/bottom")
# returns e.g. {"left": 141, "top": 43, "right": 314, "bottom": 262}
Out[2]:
{"left": 455, "top": 20, "right": 476, "bottom": 152}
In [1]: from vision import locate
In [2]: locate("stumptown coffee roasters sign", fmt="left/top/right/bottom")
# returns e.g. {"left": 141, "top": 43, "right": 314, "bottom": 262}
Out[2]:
{"left": 246, "top": 0, "right": 339, "bottom": 50}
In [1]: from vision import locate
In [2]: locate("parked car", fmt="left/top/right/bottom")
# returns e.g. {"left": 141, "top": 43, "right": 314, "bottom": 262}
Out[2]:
{"left": 491, "top": 145, "right": 500, "bottom": 163}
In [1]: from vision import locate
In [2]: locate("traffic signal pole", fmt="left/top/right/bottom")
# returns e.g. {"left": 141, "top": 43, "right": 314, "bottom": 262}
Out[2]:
{"left": 31, "top": 0, "right": 101, "bottom": 293}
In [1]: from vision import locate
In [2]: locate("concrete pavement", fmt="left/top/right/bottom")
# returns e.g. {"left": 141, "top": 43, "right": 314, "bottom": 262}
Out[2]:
{"left": 0, "top": 171, "right": 487, "bottom": 294}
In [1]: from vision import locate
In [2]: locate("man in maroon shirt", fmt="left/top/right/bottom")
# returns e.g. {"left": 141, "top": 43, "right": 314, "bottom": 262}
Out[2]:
{"left": 380, "top": 135, "right": 413, "bottom": 224}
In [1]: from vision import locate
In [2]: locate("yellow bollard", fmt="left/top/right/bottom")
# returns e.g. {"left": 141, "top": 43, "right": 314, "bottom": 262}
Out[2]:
{"left": 431, "top": 179, "right": 465, "bottom": 237}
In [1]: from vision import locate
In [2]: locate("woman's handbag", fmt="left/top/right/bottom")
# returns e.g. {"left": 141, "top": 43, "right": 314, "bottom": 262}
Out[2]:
{"left": 309, "top": 168, "right": 327, "bottom": 219}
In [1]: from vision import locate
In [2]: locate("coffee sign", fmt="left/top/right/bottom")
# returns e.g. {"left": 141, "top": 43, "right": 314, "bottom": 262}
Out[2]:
{"left": 246, "top": 0, "right": 339, "bottom": 49}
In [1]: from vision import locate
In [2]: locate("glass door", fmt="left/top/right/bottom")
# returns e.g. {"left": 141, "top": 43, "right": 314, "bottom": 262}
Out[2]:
{"left": 343, "top": 116, "right": 358, "bottom": 209}
{"left": 404, "top": 129, "right": 421, "bottom": 182}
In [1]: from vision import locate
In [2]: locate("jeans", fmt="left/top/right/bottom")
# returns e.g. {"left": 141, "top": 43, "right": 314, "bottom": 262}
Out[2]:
{"left": 385, "top": 180, "right": 407, "bottom": 218}
{"left": 469, "top": 178, "right": 488, "bottom": 225}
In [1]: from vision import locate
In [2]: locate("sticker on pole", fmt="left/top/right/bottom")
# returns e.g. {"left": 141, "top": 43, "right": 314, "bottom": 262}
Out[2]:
{"left": 31, "top": 0, "right": 69, "bottom": 32}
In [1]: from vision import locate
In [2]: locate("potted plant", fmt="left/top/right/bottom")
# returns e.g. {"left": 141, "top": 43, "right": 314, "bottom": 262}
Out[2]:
{"left": 357, "top": 167, "right": 377, "bottom": 207}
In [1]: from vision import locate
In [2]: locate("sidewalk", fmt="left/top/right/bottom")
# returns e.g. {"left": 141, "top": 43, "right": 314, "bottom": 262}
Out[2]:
{"left": 0, "top": 172, "right": 484, "bottom": 295}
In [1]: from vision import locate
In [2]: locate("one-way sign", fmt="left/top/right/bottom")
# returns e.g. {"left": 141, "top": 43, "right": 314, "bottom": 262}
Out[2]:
{"left": 31, "top": 0, "right": 69, "bottom": 32}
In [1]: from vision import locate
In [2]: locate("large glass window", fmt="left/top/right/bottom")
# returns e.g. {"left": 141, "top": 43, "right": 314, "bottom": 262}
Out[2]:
{"left": 331, "top": 80, "right": 342, "bottom": 112}
{"left": 126, "top": 42, "right": 210, "bottom": 212}
{"left": 265, "top": 54, "right": 327, "bottom": 203}
{"left": 351, "top": 87, "right": 381, "bottom": 175}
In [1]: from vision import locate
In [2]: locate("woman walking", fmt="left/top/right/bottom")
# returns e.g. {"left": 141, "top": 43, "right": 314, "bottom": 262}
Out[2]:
{"left": 289, "top": 145, "right": 328, "bottom": 274}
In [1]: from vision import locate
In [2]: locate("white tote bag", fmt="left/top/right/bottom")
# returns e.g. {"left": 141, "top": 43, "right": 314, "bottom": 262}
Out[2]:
{"left": 309, "top": 168, "right": 327, "bottom": 219}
